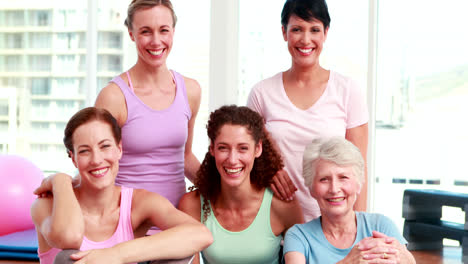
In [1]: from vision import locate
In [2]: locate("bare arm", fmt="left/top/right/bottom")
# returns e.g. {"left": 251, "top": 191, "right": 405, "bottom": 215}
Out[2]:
{"left": 271, "top": 195, "right": 304, "bottom": 236}
{"left": 30, "top": 174, "right": 84, "bottom": 250}
{"left": 284, "top": 252, "right": 306, "bottom": 264}
{"left": 183, "top": 77, "right": 202, "bottom": 182}
{"left": 178, "top": 191, "right": 203, "bottom": 264}
{"left": 346, "top": 123, "right": 368, "bottom": 211}
{"left": 71, "top": 190, "right": 212, "bottom": 263}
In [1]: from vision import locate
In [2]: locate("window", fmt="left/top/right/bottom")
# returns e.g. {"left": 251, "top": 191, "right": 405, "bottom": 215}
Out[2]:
{"left": 56, "top": 55, "right": 77, "bottom": 72}
{"left": 0, "top": 103, "right": 8, "bottom": 116}
{"left": 31, "top": 122, "right": 50, "bottom": 131}
{"left": 28, "top": 10, "right": 51, "bottom": 27}
{"left": 55, "top": 122, "right": 66, "bottom": 134}
{"left": 98, "top": 32, "right": 122, "bottom": 49}
{"left": 31, "top": 144, "right": 49, "bottom": 153}
{"left": 28, "top": 55, "right": 51, "bottom": 72}
{"left": 1, "top": 77, "right": 23, "bottom": 89}
{"left": 53, "top": 78, "right": 81, "bottom": 96}
{"left": 2, "top": 10, "right": 24, "bottom": 27}
{"left": 56, "top": 9, "right": 84, "bottom": 28}
{"left": 29, "top": 33, "right": 52, "bottom": 49}
{"left": 98, "top": 55, "right": 122, "bottom": 72}
{"left": 97, "top": 6, "right": 123, "bottom": 28}
{"left": 30, "top": 78, "right": 51, "bottom": 95}
{"left": 56, "top": 33, "right": 79, "bottom": 50}
{"left": 373, "top": 0, "right": 468, "bottom": 229}
{"left": 56, "top": 100, "right": 77, "bottom": 118}
{"left": 1, "top": 55, "right": 22, "bottom": 72}
{"left": 0, "top": 33, "right": 24, "bottom": 49}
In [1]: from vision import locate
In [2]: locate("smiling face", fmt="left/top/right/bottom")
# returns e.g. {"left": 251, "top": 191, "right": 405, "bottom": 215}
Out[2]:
{"left": 210, "top": 124, "right": 262, "bottom": 189}
{"left": 70, "top": 120, "right": 122, "bottom": 190}
{"left": 129, "top": 5, "right": 174, "bottom": 68}
{"left": 310, "top": 160, "right": 361, "bottom": 219}
{"left": 282, "top": 15, "right": 328, "bottom": 69}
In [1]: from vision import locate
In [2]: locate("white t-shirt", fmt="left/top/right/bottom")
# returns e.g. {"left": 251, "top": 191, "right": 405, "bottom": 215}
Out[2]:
{"left": 247, "top": 71, "right": 369, "bottom": 221}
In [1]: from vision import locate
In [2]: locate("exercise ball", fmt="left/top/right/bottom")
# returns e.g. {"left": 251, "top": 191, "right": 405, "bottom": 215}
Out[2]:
{"left": 0, "top": 155, "right": 43, "bottom": 236}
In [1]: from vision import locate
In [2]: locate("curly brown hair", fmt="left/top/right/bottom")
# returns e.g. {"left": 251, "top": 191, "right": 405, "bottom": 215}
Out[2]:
{"left": 193, "top": 105, "right": 284, "bottom": 222}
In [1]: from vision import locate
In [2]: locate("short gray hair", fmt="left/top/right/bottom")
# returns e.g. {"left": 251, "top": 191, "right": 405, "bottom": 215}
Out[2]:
{"left": 303, "top": 137, "right": 364, "bottom": 188}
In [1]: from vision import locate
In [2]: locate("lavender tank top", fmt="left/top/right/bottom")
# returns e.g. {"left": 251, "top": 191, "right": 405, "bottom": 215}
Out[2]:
{"left": 111, "top": 70, "right": 191, "bottom": 207}
{"left": 38, "top": 187, "right": 135, "bottom": 264}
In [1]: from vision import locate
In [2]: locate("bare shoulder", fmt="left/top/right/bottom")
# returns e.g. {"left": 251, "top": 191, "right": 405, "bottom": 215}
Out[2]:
{"left": 95, "top": 81, "right": 125, "bottom": 106}
{"left": 178, "top": 190, "right": 200, "bottom": 210}
{"left": 178, "top": 190, "right": 201, "bottom": 221}
{"left": 182, "top": 76, "right": 201, "bottom": 94}
{"left": 182, "top": 76, "right": 201, "bottom": 109}
{"left": 95, "top": 80, "right": 127, "bottom": 124}
{"left": 271, "top": 195, "right": 304, "bottom": 226}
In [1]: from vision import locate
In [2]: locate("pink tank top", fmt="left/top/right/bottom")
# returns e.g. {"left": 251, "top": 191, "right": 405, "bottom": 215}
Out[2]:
{"left": 111, "top": 70, "right": 191, "bottom": 207}
{"left": 38, "top": 187, "right": 135, "bottom": 264}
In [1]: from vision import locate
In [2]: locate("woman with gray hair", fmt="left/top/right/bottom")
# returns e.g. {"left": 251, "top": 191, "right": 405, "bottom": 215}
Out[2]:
{"left": 283, "top": 137, "right": 415, "bottom": 263}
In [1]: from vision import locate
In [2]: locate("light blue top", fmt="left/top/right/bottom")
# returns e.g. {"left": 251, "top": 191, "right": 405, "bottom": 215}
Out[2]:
{"left": 283, "top": 212, "right": 407, "bottom": 264}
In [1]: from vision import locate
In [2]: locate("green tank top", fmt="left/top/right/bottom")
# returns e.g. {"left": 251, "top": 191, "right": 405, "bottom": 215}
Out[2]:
{"left": 200, "top": 188, "right": 282, "bottom": 264}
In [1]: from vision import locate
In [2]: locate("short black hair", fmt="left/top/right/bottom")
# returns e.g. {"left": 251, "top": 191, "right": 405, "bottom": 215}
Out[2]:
{"left": 281, "top": 0, "right": 331, "bottom": 29}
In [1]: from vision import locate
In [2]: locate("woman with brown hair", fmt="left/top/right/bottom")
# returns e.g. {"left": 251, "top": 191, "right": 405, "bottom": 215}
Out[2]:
{"left": 31, "top": 107, "right": 212, "bottom": 264}
{"left": 179, "top": 105, "right": 303, "bottom": 264}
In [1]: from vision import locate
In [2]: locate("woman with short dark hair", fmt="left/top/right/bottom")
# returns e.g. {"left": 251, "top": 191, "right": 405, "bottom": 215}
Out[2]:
{"left": 248, "top": 0, "right": 369, "bottom": 221}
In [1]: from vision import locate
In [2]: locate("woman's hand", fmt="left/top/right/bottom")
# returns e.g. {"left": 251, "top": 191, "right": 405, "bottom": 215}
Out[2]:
{"left": 339, "top": 240, "right": 398, "bottom": 264}
{"left": 270, "top": 169, "right": 297, "bottom": 201}
{"left": 33, "top": 173, "right": 75, "bottom": 198}
{"left": 355, "top": 231, "right": 416, "bottom": 264}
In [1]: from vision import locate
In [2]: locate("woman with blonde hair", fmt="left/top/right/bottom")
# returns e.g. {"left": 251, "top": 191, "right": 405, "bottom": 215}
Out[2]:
{"left": 95, "top": 0, "right": 201, "bottom": 210}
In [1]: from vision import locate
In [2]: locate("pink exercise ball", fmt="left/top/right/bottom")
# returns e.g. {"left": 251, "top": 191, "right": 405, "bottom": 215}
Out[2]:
{"left": 0, "top": 155, "right": 43, "bottom": 236}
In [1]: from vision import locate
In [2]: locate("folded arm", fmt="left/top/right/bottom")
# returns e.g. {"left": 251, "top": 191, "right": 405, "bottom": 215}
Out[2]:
{"left": 31, "top": 173, "right": 84, "bottom": 250}
{"left": 72, "top": 189, "right": 212, "bottom": 263}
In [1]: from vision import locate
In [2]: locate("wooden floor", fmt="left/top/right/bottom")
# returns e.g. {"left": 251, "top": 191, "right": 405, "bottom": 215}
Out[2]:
{"left": 0, "top": 247, "right": 464, "bottom": 264}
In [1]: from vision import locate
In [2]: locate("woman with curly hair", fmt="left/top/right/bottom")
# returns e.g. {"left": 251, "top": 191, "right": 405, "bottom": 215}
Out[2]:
{"left": 179, "top": 105, "right": 303, "bottom": 264}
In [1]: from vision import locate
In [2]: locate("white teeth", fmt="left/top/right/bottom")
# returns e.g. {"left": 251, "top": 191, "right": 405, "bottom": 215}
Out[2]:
{"left": 328, "top": 198, "right": 344, "bottom": 202}
{"left": 298, "top": 48, "right": 313, "bottom": 53}
{"left": 148, "top": 49, "right": 163, "bottom": 55}
{"left": 225, "top": 168, "right": 242, "bottom": 174}
{"left": 91, "top": 168, "right": 107, "bottom": 175}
